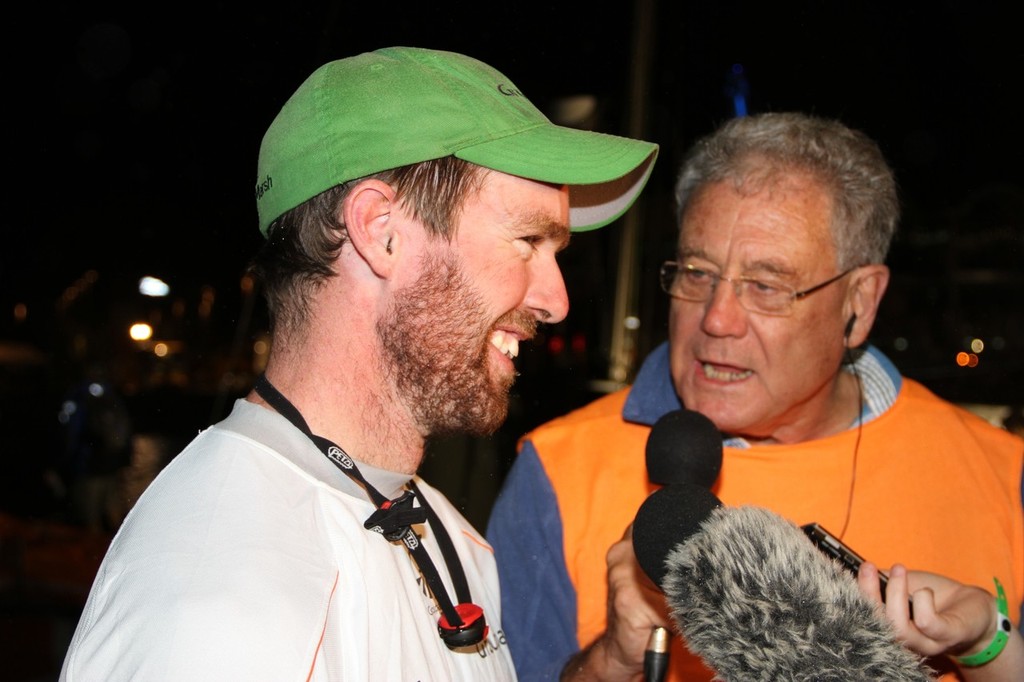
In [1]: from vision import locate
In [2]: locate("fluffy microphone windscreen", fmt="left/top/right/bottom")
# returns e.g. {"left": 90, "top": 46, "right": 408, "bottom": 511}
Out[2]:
{"left": 656, "top": 492, "right": 934, "bottom": 681}
{"left": 645, "top": 409, "right": 723, "bottom": 487}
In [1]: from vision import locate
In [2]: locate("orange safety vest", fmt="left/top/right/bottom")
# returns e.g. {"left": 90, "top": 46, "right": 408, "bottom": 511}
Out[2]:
{"left": 528, "top": 378, "right": 1023, "bottom": 681}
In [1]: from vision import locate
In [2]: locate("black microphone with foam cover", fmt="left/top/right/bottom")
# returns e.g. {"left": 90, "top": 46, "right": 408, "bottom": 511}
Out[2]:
{"left": 641, "top": 409, "right": 722, "bottom": 682}
{"left": 633, "top": 483, "right": 934, "bottom": 681}
{"left": 646, "top": 409, "right": 723, "bottom": 487}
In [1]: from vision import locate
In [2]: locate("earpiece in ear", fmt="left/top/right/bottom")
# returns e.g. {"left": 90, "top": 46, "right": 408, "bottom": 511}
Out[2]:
{"left": 844, "top": 313, "right": 857, "bottom": 339}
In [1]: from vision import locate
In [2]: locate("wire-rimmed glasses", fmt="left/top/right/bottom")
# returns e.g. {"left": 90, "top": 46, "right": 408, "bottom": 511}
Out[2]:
{"left": 659, "top": 261, "right": 854, "bottom": 316}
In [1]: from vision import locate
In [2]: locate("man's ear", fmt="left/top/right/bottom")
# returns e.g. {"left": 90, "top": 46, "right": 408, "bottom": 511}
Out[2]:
{"left": 343, "top": 179, "right": 399, "bottom": 278}
{"left": 844, "top": 264, "right": 890, "bottom": 347}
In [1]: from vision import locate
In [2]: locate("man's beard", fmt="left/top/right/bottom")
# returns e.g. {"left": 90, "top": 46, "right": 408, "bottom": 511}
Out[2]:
{"left": 377, "top": 250, "right": 534, "bottom": 438}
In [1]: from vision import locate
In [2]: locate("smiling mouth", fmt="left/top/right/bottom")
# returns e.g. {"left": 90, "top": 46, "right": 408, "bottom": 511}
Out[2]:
{"left": 489, "top": 330, "right": 520, "bottom": 360}
{"left": 701, "top": 362, "right": 753, "bottom": 381}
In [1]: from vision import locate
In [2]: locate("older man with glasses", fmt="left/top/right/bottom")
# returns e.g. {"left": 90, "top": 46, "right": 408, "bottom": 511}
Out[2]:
{"left": 488, "top": 112, "right": 1023, "bottom": 682}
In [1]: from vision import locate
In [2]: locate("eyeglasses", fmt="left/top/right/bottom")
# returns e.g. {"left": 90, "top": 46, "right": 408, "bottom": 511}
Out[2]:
{"left": 659, "top": 261, "right": 855, "bottom": 316}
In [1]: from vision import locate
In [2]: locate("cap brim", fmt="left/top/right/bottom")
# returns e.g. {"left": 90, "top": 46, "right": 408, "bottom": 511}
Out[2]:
{"left": 455, "top": 123, "right": 658, "bottom": 231}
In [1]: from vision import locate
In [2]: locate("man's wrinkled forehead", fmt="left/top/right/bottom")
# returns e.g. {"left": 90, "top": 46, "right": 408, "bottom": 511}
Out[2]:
{"left": 676, "top": 175, "right": 838, "bottom": 268}
{"left": 681, "top": 171, "right": 834, "bottom": 228}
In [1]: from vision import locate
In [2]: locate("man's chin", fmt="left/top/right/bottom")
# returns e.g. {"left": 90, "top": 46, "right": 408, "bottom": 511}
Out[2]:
{"left": 472, "top": 390, "right": 510, "bottom": 435}
{"left": 433, "top": 410, "right": 507, "bottom": 439}
{"left": 429, "top": 390, "right": 509, "bottom": 438}
{"left": 681, "top": 394, "right": 758, "bottom": 434}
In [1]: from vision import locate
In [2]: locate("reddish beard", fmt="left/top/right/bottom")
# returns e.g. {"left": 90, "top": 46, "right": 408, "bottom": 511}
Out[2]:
{"left": 377, "top": 251, "right": 535, "bottom": 437}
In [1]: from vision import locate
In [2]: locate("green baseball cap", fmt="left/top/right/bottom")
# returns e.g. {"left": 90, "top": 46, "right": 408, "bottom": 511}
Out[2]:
{"left": 255, "top": 46, "right": 658, "bottom": 235}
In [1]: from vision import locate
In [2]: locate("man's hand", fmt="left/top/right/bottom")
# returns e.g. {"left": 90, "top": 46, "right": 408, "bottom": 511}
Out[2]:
{"left": 561, "top": 525, "right": 671, "bottom": 681}
{"left": 858, "top": 562, "right": 1023, "bottom": 681}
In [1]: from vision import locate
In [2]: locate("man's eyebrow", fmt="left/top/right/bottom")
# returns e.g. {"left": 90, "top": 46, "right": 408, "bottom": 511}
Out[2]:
{"left": 521, "top": 212, "right": 571, "bottom": 250}
{"left": 550, "top": 221, "right": 572, "bottom": 251}
{"left": 678, "top": 248, "right": 795, "bottom": 277}
{"left": 742, "top": 260, "right": 796, "bottom": 277}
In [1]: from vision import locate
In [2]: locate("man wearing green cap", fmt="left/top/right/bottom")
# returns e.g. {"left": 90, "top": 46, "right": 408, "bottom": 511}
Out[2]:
{"left": 60, "top": 46, "right": 657, "bottom": 681}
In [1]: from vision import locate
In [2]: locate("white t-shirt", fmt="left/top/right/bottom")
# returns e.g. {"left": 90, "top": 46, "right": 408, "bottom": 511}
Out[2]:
{"left": 60, "top": 399, "right": 517, "bottom": 681}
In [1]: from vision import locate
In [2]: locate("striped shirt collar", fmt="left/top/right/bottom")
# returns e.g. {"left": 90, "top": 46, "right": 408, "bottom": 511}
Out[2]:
{"left": 723, "top": 347, "right": 900, "bottom": 448}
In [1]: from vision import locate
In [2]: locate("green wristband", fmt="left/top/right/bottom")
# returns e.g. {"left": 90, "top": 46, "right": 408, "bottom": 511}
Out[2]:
{"left": 955, "top": 577, "right": 1012, "bottom": 668}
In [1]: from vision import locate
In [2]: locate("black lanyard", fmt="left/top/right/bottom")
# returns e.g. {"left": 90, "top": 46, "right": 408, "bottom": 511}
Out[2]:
{"left": 253, "top": 374, "right": 487, "bottom": 648}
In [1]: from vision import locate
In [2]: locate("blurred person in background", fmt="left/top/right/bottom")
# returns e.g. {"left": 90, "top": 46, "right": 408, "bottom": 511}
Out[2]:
{"left": 52, "top": 361, "right": 133, "bottom": 533}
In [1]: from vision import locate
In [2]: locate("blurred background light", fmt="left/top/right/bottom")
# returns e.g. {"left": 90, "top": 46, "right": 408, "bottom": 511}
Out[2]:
{"left": 138, "top": 276, "right": 170, "bottom": 297}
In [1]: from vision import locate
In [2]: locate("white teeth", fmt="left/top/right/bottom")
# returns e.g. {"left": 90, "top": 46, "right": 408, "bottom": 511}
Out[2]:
{"left": 702, "top": 363, "right": 753, "bottom": 381}
{"left": 490, "top": 330, "right": 519, "bottom": 360}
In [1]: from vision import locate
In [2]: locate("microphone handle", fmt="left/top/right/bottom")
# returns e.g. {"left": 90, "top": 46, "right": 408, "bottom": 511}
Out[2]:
{"left": 643, "top": 626, "right": 671, "bottom": 682}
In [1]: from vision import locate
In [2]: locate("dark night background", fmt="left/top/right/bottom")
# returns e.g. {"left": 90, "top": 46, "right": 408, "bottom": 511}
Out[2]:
{"left": 2, "top": 2, "right": 1022, "bottom": 679}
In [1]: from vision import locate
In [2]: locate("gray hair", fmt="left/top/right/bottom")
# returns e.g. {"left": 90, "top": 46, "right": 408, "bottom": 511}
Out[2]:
{"left": 674, "top": 112, "right": 899, "bottom": 268}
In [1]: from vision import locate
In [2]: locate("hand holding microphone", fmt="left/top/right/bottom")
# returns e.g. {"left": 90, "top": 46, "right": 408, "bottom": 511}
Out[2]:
{"left": 563, "top": 409, "right": 722, "bottom": 682}
{"left": 632, "top": 482, "right": 934, "bottom": 681}
{"left": 636, "top": 409, "right": 1018, "bottom": 680}
{"left": 556, "top": 526, "right": 671, "bottom": 682}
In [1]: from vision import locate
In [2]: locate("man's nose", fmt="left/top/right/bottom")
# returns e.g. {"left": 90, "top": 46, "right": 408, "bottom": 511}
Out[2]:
{"left": 526, "top": 258, "right": 570, "bottom": 324}
{"left": 700, "top": 277, "right": 749, "bottom": 337}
